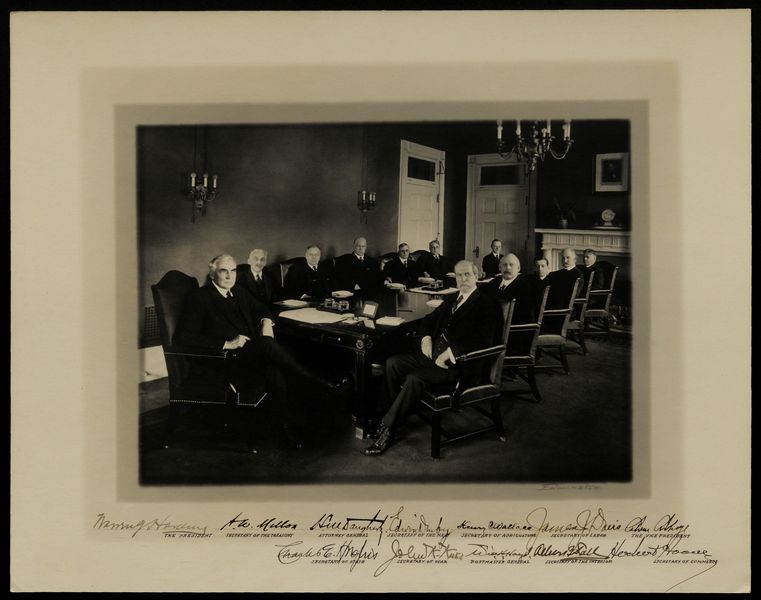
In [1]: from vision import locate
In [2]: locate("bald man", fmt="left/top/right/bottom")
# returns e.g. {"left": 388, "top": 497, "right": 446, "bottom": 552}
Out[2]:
{"left": 334, "top": 237, "right": 382, "bottom": 293}
{"left": 236, "top": 248, "right": 282, "bottom": 306}
{"left": 547, "top": 248, "right": 584, "bottom": 308}
{"left": 484, "top": 253, "right": 537, "bottom": 324}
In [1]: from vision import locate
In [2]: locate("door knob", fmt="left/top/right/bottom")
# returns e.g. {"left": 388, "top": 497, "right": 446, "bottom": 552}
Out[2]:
{"left": 473, "top": 245, "right": 480, "bottom": 258}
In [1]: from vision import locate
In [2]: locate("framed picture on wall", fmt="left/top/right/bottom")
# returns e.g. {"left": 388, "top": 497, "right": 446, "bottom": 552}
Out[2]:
{"left": 595, "top": 152, "right": 629, "bottom": 192}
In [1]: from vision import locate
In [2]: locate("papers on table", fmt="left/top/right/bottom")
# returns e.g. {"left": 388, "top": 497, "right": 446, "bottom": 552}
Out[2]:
{"left": 408, "top": 286, "right": 459, "bottom": 295}
{"left": 275, "top": 299, "right": 309, "bottom": 308}
{"left": 279, "top": 307, "right": 354, "bottom": 324}
{"left": 332, "top": 290, "right": 354, "bottom": 298}
{"left": 376, "top": 316, "right": 406, "bottom": 327}
{"left": 426, "top": 299, "right": 444, "bottom": 308}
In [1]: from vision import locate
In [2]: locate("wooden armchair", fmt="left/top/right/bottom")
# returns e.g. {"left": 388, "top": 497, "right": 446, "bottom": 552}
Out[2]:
{"left": 151, "top": 270, "right": 267, "bottom": 452}
{"left": 418, "top": 300, "right": 515, "bottom": 459}
{"left": 501, "top": 286, "right": 549, "bottom": 403}
{"left": 567, "top": 271, "right": 595, "bottom": 355}
{"left": 585, "top": 263, "right": 620, "bottom": 339}
{"left": 535, "top": 277, "right": 582, "bottom": 374}
{"left": 379, "top": 252, "right": 398, "bottom": 270}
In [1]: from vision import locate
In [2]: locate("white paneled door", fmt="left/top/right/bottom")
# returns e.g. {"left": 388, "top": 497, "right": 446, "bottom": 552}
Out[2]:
{"left": 398, "top": 140, "right": 445, "bottom": 253}
{"left": 466, "top": 154, "right": 530, "bottom": 270}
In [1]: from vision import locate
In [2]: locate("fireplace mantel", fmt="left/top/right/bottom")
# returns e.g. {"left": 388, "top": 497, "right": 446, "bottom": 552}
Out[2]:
{"left": 536, "top": 228, "right": 631, "bottom": 270}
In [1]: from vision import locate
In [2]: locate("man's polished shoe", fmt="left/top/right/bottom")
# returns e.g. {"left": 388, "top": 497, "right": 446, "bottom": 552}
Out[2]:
{"left": 323, "top": 377, "right": 353, "bottom": 398}
{"left": 363, "top": 424, "right": 392, "bottom": 456}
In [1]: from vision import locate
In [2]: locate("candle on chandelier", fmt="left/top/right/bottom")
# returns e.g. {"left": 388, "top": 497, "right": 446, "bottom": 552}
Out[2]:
{"left": 203, "top": 173, "right": 208, "bottom": 187}
{"left": 497, "top": 120, "right": 503, "bottom": 141}
{"left": 567, "top": 120, "right": 571, "bottom": 138}
{"left": 212, "top": 175, "right": 218, "bottom": 189}
{"left": 190, "top": 172, "right": 196, "bottom": 187}
{"left": 516, "top": 120, "right": 521, "bottom": 136}
{"left": 546, "top": 120, "right": 551, "bottom": 136}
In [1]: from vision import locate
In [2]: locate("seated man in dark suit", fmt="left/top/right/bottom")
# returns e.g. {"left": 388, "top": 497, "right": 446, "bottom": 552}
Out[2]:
{"left": 481, "top": 238, "right": 504, "bottom": 278}
{"left": 543, "top": 248, "right": 584, "bottom": 334}
{"left": 236, "top": 248, "right": 282, "bottom": 306}
{"left": 483, "top": 253, "right": 536, "bottom": 324}
{"left": 581, "top": 249, "right": 607, "bottom": 290}
{"left": 283, "top": 244, "right": 334, "bottom": 300}
{"left": 175, "top": 254, "right": 348, "bottom": 444}
{"left": 382, "top": 242, "right": 423, "bottom": 288}
{"left": 526, "top": 256, "right": 552, "bottom": 302}
{"left": 334, "top": 237, "right": 382, "bottom": 294}
{"left": 364, "top": 260, "right": 502, "bottom": 456}
{"left": 416, "top": 239, "right": 453, "bottom": 282}
{"left": 546, "top": 248, "right": 584, "bottom": 308}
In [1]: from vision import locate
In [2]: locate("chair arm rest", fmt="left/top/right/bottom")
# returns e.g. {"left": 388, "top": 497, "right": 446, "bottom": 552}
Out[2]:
{"left": 509, "top": 323, "right": 540, "bottom": 331}
{"left": 543, "top": 308, "right": 570, "bottom": 316}
{"left": 165, "top": 347, "right": 230, "bottom": 359}
{"left": 455, "top": 344, "right": 505, "bottom": 364}
{"left": 589, "top": 289, "right": 612, "bottom": 296}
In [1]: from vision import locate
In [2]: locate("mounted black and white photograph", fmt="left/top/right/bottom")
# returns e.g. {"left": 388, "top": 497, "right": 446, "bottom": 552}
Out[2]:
{"left": 138, "top": 118, "right": 633, "bottom": 485}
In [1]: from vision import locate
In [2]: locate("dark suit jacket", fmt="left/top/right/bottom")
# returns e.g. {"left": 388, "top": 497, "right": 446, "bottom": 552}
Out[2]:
{"left": 546, "top": 267, "right": 584, "bottom": 309}
{"left": 236, "top": 263, "right": 282, "bottom": 306}
{"left": 334, "top": 253, "right": 381, "bottom": 293}
{"left": 580, "top": 263, "right": 607, "bottom": 292}
{"left": 483, "top": 274, "right": 537, "bottom": 324}
{"left": 420, "top": 288, "right": 501, "bottom": 373}
{"left": 175, "top": 283, "right": 272, "bottom": 351}
{"left": 416, "top": 252, "right": 453, "bottom": 281}
{"left": 526, "top": 273, "right": 552, "bottom": 313}
{"left": 481, "top": 253, "right": 504, "bottom": 278}
{"left": 382, "top": 256, "right": 423, "bottom": 287}
{"left": 283, "top": 259, "right": 334, "bottom": 300}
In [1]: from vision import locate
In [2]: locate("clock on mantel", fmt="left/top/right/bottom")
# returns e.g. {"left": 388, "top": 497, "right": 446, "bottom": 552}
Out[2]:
{"left": 593, "top": 208, "right": 623, "bottom": 230}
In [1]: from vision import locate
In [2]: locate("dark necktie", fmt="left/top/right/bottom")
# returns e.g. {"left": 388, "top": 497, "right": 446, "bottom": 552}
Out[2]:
{"left": 312, "top": 265, "right": 318, "bottom": 272}
{"left": 452, "top": 294, "right": 464, "bottom": 314}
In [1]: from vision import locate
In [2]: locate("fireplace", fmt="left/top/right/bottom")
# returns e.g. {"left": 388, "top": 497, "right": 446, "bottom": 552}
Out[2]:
{"left": 535, "top": 228, "right": 632, "bottom": 330}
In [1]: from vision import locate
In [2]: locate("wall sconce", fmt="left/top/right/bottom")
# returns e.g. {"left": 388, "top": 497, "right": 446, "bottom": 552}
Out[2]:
{"left": 187, "top": 126, "right": 219, "bottom": 223}
{"left": 357, "top": 190, "right": 376, "bottom": 223}
{"left": 357, "top": 126, "right": 376, "bottom": 223}
{"left": 497, "top": 119, "right": 574, "bottom": 172}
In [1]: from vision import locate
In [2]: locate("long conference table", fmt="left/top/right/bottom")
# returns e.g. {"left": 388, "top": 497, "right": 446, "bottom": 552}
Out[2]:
{"left": 272, "top": 287, "right": 456, "bottom": 439}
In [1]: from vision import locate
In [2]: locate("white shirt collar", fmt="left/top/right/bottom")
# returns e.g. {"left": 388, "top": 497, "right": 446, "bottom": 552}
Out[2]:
{"left": 354, "top": 253, "right": 364, "bottom": 260}
{"left": 499, "top": 276, "right": 517, "bottom": 288}
{"left": 457, "top": 285, "right": 477, "bottom": 303}
{"left": 211, "top": 280, "right": 231, "bottom": 297}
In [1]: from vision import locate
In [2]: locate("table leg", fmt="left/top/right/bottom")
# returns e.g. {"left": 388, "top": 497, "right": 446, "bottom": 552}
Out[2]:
{"left": 352, "top": 338, "right": 372, "bottom": 439}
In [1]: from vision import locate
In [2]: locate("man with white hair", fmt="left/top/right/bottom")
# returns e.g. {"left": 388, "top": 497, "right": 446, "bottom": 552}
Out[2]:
{"left": 176, "top": 253, "right": 349, "bottom": 446}
{"left": 364, "top": 260, "right": 502, "bottom": 456}
{"left": 236, "top": 248, "right": 282, "bottom": 306}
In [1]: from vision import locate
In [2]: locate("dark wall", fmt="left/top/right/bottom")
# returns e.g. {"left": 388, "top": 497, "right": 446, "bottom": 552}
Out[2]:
{"left": 139, "top": 120, "right": 630, "bottom": 333}
{"left": 535, "top": 119, "right": 631, "bottom": 229}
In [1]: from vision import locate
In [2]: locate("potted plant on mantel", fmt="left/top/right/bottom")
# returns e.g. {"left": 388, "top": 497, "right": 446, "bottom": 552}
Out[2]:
{"left": 553, "top": 197, "right": 576, "bottom": 229}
